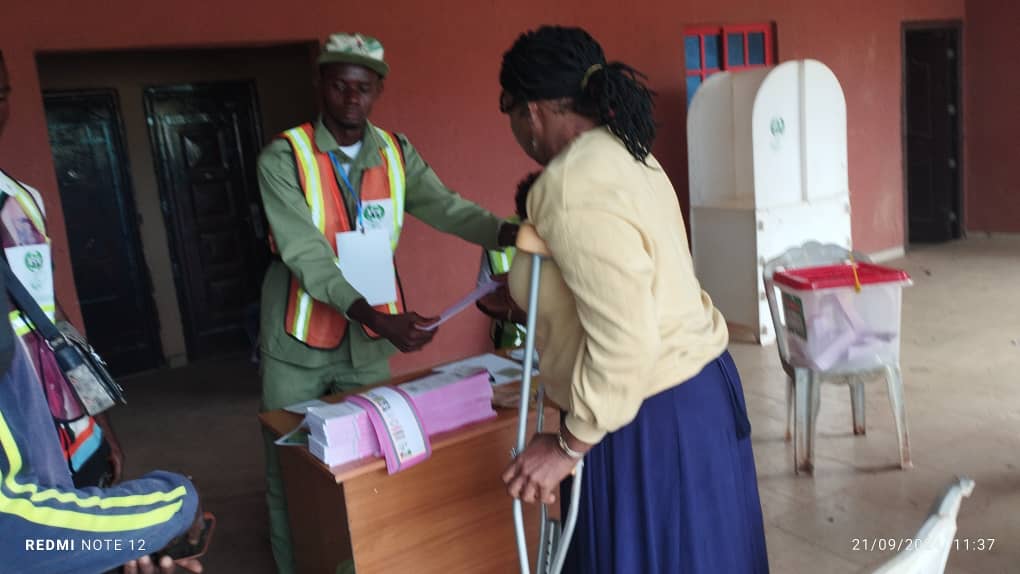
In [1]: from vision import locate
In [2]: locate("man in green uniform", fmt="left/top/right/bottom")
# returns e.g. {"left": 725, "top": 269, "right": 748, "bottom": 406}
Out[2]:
{"left": 258, "top": 33, "right": 518, "bottom": 573}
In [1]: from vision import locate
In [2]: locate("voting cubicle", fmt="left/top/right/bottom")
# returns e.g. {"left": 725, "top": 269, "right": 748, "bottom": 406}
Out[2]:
{"left": 687, "top": 59, "right": 853, "bottom": 344}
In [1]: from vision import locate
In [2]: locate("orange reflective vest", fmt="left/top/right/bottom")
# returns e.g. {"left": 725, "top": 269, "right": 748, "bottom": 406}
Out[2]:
{"left": 275, "top": 123, "right": 407, "bottom": 349}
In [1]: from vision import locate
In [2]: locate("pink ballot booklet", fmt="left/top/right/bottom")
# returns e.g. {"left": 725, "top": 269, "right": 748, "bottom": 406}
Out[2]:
{"left": 297, "top": 370, "right": 496, "bottom": 469}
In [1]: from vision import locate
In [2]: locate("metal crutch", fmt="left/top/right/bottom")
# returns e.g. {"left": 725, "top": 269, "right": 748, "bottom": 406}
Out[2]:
{"left": 512, "top": 223, "right": 584, "bottom": 574}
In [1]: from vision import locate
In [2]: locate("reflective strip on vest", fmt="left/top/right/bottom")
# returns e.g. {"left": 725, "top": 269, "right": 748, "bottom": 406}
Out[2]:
{"left": 374, "top": 127, "right": 406, "bottom": 248}
{"left": 486, "top": 215, "right": 519, "bottom": 275}
{"left": 487, "top": 247, "right": 515, "bottom": 274}
{"left": 9, "top": 305, "right": 56, "bottom": 337}
{"left": 281, "top": 127, "right": 328, "bottom": 343}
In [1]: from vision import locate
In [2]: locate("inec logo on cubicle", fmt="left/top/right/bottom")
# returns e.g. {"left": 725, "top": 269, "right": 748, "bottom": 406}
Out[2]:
{"left": 770, "top": 117, "right": 785, "bottom": 137}
{"left": 364, "top": 204, "right": 386, "bottom": 223}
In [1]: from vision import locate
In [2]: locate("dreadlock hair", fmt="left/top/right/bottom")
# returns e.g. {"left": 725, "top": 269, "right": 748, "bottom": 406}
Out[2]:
{"left": 514, "top": 170, "right": 541, "bottom": 220}
{"left": 499, "top": 26, "right": 657, "bottom": 163}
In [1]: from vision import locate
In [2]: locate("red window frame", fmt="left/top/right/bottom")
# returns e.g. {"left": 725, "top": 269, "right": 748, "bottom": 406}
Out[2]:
{"left": 685, "top": 23, "right": 775, "bottom": 84}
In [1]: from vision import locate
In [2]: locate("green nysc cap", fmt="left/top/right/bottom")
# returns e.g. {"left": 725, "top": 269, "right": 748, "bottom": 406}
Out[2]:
{"left": 317, "top": 33, "right": 389, "bottom": 78}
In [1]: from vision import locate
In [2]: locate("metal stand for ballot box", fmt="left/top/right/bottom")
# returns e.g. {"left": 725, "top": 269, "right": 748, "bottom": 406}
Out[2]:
{"left": 512, "top": 223, "right": 584, "bottom": 574}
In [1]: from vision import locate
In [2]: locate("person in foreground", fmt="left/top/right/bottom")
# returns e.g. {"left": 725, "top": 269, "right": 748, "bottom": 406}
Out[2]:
{"left": 0, "top": 47, "right": 202, "bottom": 574}
{"left": 496, "top": 26, "right": 770, "bottom": 574}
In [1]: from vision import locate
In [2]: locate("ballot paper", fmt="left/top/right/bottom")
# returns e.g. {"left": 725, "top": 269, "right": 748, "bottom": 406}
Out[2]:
{"left": 349, "top": 386, "right": 431, "bottom": 474}
{"left": 418, "top": 279, "right": 502, "bottom": 331}
{"left": 435, "top": 353, "right": 537, "bottom": 386}
{"left": 299, "top": 371, "right": 497, "bottom": 468}
{"left": 275, "top": 418, "right": 310, "bottom": 447}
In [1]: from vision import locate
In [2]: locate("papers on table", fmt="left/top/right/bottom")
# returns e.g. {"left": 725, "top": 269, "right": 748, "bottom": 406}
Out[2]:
{"left": 436, "top": 353, "right": 537, "bottom": 387}
{"left": 282, "top": 399, "right": 328, "bottom": 415}
{"left": 278, "top": 371, "right": 496, "bottom": 468}
{"left": 274, "top": 418, "right": 310, "bottom": 447}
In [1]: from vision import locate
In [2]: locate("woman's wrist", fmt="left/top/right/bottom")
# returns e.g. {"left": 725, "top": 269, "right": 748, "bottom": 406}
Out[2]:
{"left": 557, "top": 427, "right": 592, "bottom": 459}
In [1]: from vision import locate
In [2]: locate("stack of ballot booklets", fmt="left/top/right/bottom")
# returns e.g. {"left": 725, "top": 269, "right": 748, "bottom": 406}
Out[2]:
{"left": 305, "top": 370, "right": 495, "bottom": 467}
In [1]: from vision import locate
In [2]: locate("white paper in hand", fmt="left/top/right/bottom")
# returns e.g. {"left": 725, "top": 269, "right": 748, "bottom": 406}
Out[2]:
{"left": 418, "top": 280, "right": 502, "bottom": 331}
{"left": 336, "top": 228, "right": 397, "bottom": 305}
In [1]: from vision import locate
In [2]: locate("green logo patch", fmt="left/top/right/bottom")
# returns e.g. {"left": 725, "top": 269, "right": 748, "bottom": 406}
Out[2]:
{"left": 363, "top": 204, "right": 386, "bottom": 222}
{"left": 24, "top": 251, "right": 44, "bottom": 273}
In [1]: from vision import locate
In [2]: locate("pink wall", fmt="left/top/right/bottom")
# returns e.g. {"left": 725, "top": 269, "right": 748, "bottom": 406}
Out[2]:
{"left": 0, "top": 0, "right": 965, "bottom": 373}
{"left": 965, "top": 0, "right": 1019, "bottom": 233}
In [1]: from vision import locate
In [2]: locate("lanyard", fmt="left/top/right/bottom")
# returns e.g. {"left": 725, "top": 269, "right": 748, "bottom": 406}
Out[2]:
{"left": 328, "top": 151, "right": 363, "bottom": 231}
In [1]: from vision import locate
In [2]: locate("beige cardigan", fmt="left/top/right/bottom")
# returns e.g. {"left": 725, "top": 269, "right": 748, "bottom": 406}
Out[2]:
{"left": 508, "top": 127, "right": 729, "bottom": 444}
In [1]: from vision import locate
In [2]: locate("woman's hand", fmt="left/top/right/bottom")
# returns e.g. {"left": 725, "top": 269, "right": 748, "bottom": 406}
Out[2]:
{"left": 502, "top": 433, "right": 583, "bottom": 504}
{"left": 476, "top": 287, "right": 510, "bottom": 321}
{"left": 476, "top": 285, "right": 527, "bottom": 324}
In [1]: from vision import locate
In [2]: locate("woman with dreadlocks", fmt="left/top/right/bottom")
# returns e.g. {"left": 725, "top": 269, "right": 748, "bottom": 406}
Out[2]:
{"left": 498, "top": 26, "right": 769, "bottom": 574}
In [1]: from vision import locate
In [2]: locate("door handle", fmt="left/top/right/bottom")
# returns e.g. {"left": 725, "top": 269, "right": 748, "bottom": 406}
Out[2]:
{"left": 948, "top": 158, "right": 957, "bottom": 169}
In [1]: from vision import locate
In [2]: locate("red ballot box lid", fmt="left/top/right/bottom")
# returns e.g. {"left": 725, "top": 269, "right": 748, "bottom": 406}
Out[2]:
{"left": 774, "top": 263, "right": 911, "bottom": 291}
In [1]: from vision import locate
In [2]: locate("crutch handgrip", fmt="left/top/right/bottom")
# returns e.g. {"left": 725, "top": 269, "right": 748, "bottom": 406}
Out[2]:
{"left": 516, "top": 223, "right": 551, "bottom": 256}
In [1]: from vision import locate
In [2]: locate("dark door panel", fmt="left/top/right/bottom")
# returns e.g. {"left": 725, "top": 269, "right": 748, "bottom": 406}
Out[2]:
{"left": 905, "top": 26, "right": 962, "bottom": 243}
{"left": 43, "top": 90, "right": 163, "bottom": 375}
{"left": 145, "top": 82, "right": 268, "bottom": 360}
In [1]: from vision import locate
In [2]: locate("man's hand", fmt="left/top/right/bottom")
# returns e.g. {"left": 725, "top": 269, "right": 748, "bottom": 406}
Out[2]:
{"left": 121, "top": 554, "right": 202, "bottom": 574}
{"left": 347, "top": 299, "right": 437, "bottom": 352}
{"left": 371, "top": 312, "right": 439, "bottom": 352}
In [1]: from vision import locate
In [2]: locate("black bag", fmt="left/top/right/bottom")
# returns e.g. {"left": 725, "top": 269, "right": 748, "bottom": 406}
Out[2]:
{"left": 1, "top": 259, "right": 125, "bottom": 415}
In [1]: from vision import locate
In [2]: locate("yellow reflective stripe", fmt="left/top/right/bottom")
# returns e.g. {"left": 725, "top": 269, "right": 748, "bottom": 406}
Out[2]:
{"left": 8, "top": 304, "right": 56, "bottom": 318}
{"left": 10, "top": 316, "right": 31, "bottom": 337}
{"left": 283, "top": 127, "right": 328, "bottom": 343}
{"left": 283, "top": 128, "right": 326, "bottom": 234}
{"left": 0, "top": 172, "right": 46, "bottom": 236}
{"left": 0, "top": 496, "right": 183, "bottom": 533}
{"left": 487, "top": 247, "right": 516, "bottom": 274}
{"left": 8, "top": 305, "right": 56, "bottom": 337}
{"left": 386, "top": 302, "right": 398, "bottom": 314}
{"left": 292, "top": 288, "right": 313, "bottom": 342}
{"left": 375, "top": 128, "right": 405, "bottom": 248}
{"left": 13, "top": 483, "right": 186, "bottom": 510}
{"left": 0, "top": 410, "right": 188, "bottom": 532}
{"left": 12, "top": 191, "right": 46, "bottom": 238}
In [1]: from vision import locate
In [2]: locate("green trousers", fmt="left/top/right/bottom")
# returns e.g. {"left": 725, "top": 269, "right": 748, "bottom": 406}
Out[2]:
{"left": 261, "top": 353, "right": 390, "bottom": 574}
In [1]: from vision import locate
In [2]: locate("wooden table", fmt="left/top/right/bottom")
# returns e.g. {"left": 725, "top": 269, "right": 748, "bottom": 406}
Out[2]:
{"left": 258, "top": 363, "right": 557, "bottom": 574}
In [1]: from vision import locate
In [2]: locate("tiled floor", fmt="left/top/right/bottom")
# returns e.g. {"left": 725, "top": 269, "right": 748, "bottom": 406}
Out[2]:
{"left": 738, "top": 236, "right": 1020, "bottom": 574}
{"left": 114, "top": 236, "right": 1019, "bottom": 573}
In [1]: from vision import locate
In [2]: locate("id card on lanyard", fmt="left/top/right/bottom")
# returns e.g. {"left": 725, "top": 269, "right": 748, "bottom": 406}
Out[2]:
{"left": 5, "top": 244, "right": 54, "bottom": 311}
{"left": 330, "top": 152, "right": 398, "bottom": 306}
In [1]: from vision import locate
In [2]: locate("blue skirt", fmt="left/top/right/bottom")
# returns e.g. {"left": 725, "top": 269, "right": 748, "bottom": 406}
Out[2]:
{"left": 561, "top": 351, "right": 769, "bottom": 574}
